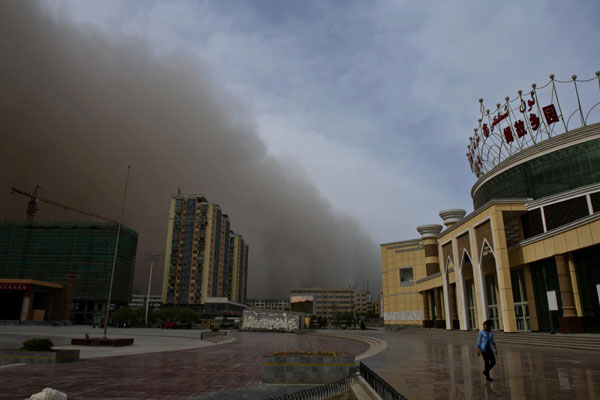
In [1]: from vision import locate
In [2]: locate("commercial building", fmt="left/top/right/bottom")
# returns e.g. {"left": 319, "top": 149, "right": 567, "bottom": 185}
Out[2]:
{"left": 129, "top": 294, "right": 162, "bottom": 310}
{"left": 246, "top": 298, "right": 290, "bottom": 311}
{"left": 0, "top": 221, "right": 138, "bottom": 323}
{"left": 289, "top": 287, "right": 373, "bottom": 319}
{"left": 161, "top": 193, "right": 249, "bottom": 307}
{"left": 381, "top": 73, "right": 600, "bottom": 333}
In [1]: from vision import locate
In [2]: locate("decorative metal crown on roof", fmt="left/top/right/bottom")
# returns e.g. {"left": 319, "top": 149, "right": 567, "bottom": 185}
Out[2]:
{"left": 467, "top": 71, "right": 600, "bottom": 178}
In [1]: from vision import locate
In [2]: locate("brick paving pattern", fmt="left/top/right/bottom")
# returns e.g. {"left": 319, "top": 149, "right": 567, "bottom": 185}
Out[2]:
{"left": 0, "top": 332, "right": 368, "bottom": 400}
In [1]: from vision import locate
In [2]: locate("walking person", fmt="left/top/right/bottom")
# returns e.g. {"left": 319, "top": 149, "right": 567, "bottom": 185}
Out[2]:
{"left": 477, "top": 319, "right": 498, "bottom": 381}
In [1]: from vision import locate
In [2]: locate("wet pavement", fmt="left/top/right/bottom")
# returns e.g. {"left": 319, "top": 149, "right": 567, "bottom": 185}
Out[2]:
{"left": 353, "top": 329, "right": 600, "bottom": 400}
{"left": 0, "top": 331, "right": 368, "bottom": 400}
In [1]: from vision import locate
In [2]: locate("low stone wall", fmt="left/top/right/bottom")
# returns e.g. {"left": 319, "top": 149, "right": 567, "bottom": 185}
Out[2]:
{"left": 200, "top": 331, "right": 227, "bottom": 340}
{"left": 71, "top": 338, "right": 134, "bottom": 346}
{"left": 262, "top": 355, "right": 355, "bottom": 384}
{"left": 242, "top": 309, "right": 304, "bottom": 332}
{"left": 0, "top": 349, "right": 79, "bottom": 365}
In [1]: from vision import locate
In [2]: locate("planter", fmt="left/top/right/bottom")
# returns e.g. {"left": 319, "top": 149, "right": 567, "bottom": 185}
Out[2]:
{"left": 71, "top": 338, "right": 134, "bottom": 346}
{"left": 0, "top": 349, "right": 79, "bottom": 365}
{"left": 262, "top": 355, "right": 355, "bottom": 384}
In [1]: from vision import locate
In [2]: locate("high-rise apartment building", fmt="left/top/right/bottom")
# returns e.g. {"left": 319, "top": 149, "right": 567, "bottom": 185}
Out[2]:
{"left": 161, "top": 194, "right": 249, "bottom": 306}
{"left": 226, "top": 232, "right": 249, "bottom": 304}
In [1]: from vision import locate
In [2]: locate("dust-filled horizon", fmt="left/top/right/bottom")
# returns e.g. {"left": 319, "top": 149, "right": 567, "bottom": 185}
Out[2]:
{"left": 0, "top": 1, "right": 380, "bottom": 298}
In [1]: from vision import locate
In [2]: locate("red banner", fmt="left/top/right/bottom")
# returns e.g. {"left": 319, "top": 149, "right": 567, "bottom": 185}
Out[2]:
{"left": 0, "top": 283, "right": 32, "bottom": 291}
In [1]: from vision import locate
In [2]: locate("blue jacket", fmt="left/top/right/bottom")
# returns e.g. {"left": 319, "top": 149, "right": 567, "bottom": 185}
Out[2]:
{"left": 477, "top": 329, "right": 496, "bottom": 352}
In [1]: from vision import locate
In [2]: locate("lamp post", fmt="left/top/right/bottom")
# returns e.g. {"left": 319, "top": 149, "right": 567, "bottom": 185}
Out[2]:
{"left": 144, "top": 253, "right": 160, "bottom": 327}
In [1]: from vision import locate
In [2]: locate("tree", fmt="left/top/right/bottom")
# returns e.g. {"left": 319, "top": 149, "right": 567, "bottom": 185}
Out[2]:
{"left": 111, "top": 307, "right": 144, "bottom": 326}
{"left": 175, "top": 308, "right": 202, "bottom": 323}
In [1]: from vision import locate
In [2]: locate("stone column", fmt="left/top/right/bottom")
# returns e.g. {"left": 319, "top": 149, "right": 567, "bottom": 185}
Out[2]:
{"left": 434, "top": 287, "right": 444, "bottom": 328}
{"left": 20, "top": 291, "right": 33, "bottom": 321}
{"left": 449, "top": 283, "right": 459, "bottom": 329}
{"left": 556, "top": 253, "right": 584, "bottom": 333}
{"left": 422, "top": 291, "right": 432, "bottom": 328}
{"left": 417, "top": 224, "right": 443, "bottom": 276}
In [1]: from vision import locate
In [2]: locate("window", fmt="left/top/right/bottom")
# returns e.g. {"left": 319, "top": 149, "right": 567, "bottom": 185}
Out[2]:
{"left": 399, "top": 268, "right": 414, "bottom": 286}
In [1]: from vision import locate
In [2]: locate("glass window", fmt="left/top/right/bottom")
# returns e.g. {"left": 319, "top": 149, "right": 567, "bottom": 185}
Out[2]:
{"left": 399, "top": 268, "right": 414, "bottom": 285}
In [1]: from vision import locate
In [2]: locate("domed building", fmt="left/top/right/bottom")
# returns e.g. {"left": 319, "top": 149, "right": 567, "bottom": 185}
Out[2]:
{"left": 381, "top": 73, "right": 600, "bottom": 333}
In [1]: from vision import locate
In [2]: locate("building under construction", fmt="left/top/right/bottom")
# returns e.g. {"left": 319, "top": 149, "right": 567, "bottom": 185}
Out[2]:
{"left": 0, "top": 221, "right": 138, "bottom": 324}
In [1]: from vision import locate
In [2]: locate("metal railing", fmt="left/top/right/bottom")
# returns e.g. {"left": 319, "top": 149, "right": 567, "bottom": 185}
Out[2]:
{"left": 359, "top": 362, "right": 407, "bottom": 400}
{"left": 267, "top": 367, "right": 358, "bottom": 400}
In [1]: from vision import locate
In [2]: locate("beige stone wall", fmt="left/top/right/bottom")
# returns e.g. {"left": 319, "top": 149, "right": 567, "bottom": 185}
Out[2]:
{"left": 381, "top": 239, "right": 426, "bottom": 326}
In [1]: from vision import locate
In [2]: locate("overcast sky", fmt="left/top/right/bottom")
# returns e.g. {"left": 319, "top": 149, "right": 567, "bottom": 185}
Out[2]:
{"left": 45, "top": 0, "right": 599, "bottom": 244}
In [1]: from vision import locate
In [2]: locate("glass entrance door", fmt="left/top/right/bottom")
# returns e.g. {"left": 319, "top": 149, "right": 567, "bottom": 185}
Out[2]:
{"left": 511, "top": 268, "right": 531, "bottom": 331}
{"left": 485, "top": 274, "right": 501, "bottom": 330}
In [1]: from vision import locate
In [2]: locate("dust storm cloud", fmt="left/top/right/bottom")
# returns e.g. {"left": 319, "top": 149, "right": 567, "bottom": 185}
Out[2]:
{"left": 0, "top": 1, "right": 380, "bottom": 297}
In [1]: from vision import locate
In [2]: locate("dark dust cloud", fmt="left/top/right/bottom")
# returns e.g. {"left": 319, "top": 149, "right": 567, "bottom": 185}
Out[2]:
{"left": 0, "top": 1, "right": 380, "bottom": 297}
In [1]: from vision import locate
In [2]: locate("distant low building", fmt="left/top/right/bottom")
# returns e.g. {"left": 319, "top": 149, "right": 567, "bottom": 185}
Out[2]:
{"left": 289, "top": 287, "right": 373, "bottom": 320}
{"left": 202, "top": 297, "right": 247, "bottom": 318}
{"left": 129, "top": 294, "right": 162, "bottom": 310}
{"left": 246, "top": 298, "right": 290, "bottom": 311}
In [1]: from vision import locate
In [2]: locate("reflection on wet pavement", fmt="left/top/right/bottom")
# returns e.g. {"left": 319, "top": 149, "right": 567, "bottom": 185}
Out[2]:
{"left": 361, "top": 330, "right": 600, "bottom": 400}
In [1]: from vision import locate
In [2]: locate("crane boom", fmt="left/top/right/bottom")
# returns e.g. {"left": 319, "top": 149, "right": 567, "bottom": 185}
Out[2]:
{"left": 10, "top": 186, "right": 117, "bottom": 223}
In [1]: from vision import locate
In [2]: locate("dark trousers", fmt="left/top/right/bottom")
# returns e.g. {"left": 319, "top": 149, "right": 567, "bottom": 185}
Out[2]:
{"left": 482, "top": 350, "right": 496, "bottom": 374}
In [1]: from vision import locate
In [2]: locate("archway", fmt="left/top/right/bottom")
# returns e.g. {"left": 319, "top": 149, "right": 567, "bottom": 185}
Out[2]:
{"left": 460, "top": 252, "right": 478, "bottom": 330}
{"left": 479, "top": 241, "right": 503, "bottom": 331}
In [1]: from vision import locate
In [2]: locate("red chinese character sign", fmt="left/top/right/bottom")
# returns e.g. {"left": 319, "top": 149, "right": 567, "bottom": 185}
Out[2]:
{"left": 467, "top": 72, "right": 600, "bottom": 178}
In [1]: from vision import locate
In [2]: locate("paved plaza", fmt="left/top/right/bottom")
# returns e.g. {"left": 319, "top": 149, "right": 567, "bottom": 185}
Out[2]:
{"left": 355, "top": 329, "right": 600, "bottom": 400}
{"left": 2, "top": 326, "right": 600, "bottom": 399}
{"left": 0, "top": 326, "right": 368, "bottom": 400}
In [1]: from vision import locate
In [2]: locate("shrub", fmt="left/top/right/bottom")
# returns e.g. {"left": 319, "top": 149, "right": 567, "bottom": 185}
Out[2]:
{"left": 22, "top": 338, "right": 54, "bottom": 352}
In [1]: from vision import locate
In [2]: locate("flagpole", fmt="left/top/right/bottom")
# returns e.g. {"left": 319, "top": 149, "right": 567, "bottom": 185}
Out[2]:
{"left": 103, "top": 165, "right": 131, "bottom": 339}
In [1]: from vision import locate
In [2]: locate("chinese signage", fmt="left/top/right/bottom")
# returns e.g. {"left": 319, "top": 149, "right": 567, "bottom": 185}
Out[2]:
{"left": 467, "top": 72, "right": 600, "bottom": 178}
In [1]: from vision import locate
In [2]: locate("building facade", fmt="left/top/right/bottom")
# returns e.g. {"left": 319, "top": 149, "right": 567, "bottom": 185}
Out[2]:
{"left": 381, "top": 123, "right": 600, "bottom": 333}
{"left": 0, "top": 221, "right": 138, "bottom": 323}
{"left": 226, "top": 232, "right": 249, "bottom": 304}
{"left": 161, "top": 194, "right": 249, "bottom": 306}
{"left": 246, "top": 298, "right": 290, "bottom": 311}
{"left": 129, "top": 294, "right": 162, "bottom": 310}
{"left": 290, "top": 287, "right": 373, "bottom": 319}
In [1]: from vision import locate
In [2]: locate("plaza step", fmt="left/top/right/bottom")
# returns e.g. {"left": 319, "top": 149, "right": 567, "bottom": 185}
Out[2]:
{"left": 398, "top": 327, "right": 600, "bottom": 352}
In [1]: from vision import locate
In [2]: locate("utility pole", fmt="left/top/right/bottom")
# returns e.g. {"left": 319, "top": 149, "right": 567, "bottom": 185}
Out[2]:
{"left": 103, "top": 166, "right": 131, "bottom": 339}
{"left": 144, "top": 253, "right": 160, "bottom": 328}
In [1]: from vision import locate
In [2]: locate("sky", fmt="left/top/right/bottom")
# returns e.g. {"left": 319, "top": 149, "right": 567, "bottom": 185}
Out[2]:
{"left": 1, "top": 1, "right": 598, "bottom": 297}
{"left": 46, "top": 0, "right": 599, "bottom": 242}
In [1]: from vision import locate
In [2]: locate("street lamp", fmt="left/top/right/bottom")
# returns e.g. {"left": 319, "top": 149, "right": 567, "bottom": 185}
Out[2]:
{"left": 144, "top": 253, "right": 160, "bottom": 327}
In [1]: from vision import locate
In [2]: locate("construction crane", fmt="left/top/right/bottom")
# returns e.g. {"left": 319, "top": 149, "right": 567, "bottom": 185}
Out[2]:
{"left": 10, "top": 185, "right": 117, "bottom": 223}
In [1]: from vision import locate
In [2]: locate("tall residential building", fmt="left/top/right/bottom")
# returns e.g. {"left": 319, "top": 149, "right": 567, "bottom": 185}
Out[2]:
{"left": 161, "top": 194, "right": 249, "bottom": 306}
{"left": 226, "top": 232, "right": 249, "bottom": 304}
